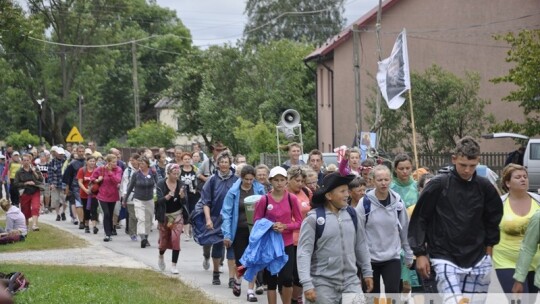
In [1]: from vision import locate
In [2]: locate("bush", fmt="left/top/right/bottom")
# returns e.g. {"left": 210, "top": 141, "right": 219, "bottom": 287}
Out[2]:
{"left": 5, "top": 130, "right": 40, "bottom": 150}
{"left": 126, "top": 121, "right": 176, "bottom": 148}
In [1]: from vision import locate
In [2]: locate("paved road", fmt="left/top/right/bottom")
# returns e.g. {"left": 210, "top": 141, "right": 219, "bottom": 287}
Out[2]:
{"left": 0, "top": 212, "right": 527, "bottom": 304}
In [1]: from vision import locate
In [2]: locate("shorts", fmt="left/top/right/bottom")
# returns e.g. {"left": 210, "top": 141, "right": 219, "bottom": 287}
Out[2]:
{"left": 42, "top": 183, "right": 51, "bottom": 198}
{"left": 50, "top": 188, "right": 66, "bottom": 208}
{"left": 72, "top": 191, "right": 82, "bottom": 208}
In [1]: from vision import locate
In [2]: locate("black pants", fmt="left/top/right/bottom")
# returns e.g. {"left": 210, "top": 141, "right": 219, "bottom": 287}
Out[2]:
{"left": 84, "top": 197, "right": 99, "bottom": 222}
{"left": 232, "top": 226, "right": 250, "bottom": 267}
{"left": 9, "top": 179, "right": 19, "bottom": 206}
{"left": 99, "top": 201, "right": 116, "bottom": 237}
{"left": 371, "top": 259, "right": 401, "bottom": 294}
{"left": 264, "top": 245, "right": 294, "bottom": 291}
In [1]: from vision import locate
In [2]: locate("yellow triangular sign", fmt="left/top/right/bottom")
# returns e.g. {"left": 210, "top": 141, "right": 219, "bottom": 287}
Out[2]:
{"left": 66, "top": 126, "right": 84, "bottom": 143}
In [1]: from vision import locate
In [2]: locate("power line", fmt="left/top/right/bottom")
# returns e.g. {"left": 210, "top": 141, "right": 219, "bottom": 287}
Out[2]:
{"left": 27, "top": 35, "right": 161, "bottom": 48}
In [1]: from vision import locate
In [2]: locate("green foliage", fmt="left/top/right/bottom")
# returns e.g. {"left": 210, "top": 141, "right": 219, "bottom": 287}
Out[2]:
{"left": 233, "top": 117, "right": 277, "bottom": 163}
{"left": 104, "top": 139, "right": 126, "bottom": 153}
{"left": 0, "top": 0, "right": 191, "bottom": 145}
{"left": 5, "top": 130, "right": 41, "bottom": 150}
{"left": 491, "top": 30, "right": 540, "bottom": 136}
{"left": 367, "top": 65, "right": 494, "bottom": 154}
{"left": 167, "top": 40, "right": 316, "bottom": 153}
{"left": 126, "top": 121, "right": 176, "bottom": 148}
{"left": 244, "top": 0, "right": 346, "bottom": 45}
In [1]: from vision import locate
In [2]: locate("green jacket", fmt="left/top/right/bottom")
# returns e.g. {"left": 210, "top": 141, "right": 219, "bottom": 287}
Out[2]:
{"left": 514, "top": 207, "right": 540, "bottom": 287}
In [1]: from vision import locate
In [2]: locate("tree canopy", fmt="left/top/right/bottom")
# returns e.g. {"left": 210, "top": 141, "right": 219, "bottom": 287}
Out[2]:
{"left": 243, "top": 0, "right": 345, "bottom": 45}
{"left": 0, "top": 0, "right": 191, "bottom": 145}
{"left": 491, "top": 29, "right": 540, "bottom": 136}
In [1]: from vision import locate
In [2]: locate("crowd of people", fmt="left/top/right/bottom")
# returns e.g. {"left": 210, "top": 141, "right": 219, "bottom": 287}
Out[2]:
{"left": 1, "top": 136, "right": 539, "bottom": 304}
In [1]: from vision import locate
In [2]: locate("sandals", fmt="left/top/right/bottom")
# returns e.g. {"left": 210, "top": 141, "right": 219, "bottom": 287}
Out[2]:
{"left": 232, "top": 280, "right": 241, "bottom": 297}
{"left": 246, "top": 292, "right": 258, "bottom": 302}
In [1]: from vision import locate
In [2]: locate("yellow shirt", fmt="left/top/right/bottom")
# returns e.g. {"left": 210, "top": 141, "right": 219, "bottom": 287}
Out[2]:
{"left": 493, "top": 197, "right": 540, "bottom": 270}
{"left": 8, "top": 162, "right": 21, "bottom": 180}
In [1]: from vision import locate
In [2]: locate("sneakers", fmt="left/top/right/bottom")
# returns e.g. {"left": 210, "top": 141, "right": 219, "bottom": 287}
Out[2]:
{"left": 228, "top": 278, "right": 235, "bottom": 289}
{"left": 212, "top": 272, "right": 221, "bottom": 285}
{"left": 61, "top": 213, "right": 66, "bottom": 221}
{"left": 141, "top": 239, "right": 150, "bottom": 248}
{"left": 255, "top": 285, "right": 264, "bottom": 295}
{"left": 72, "top": 219, "right": 78, "bottom": 225}
{"left": 78, "top": 223, "right": 85, "bottom": 230}
{"left": 56, "top": 215, "right": 61, "bottom": 221}
{"left": 85, "top": 227, "right": 90, "bottom": 233}
{"left": 93, "top": 227, "right": 99, "bottom": 234}
{"left": 32, "top": 226, "right": 40, "bottom": 231}
{"left": 158, "top": 255, "right": 165, "bottom": 271}
{"left": 130, "top": 235, "right": 138, "bottom": 241}
{"left": 247, "top": 292, "right": 258, "bottom": 302}
{"left": 103, "top": 236, "right": 112, "bottom": 242}
{"left": 171, "top": 267, "right": 179, "bottom": 275}
{"left": 111, "top": 229, "right": 117, "bottom": 236}
{"left": 202, "top": 258, "right": 210, "bottom": 270}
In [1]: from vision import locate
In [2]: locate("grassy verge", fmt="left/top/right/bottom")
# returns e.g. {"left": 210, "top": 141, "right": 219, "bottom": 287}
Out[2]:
{"left": 0, "top": 220, "right": 87, "bottom": 253}
{"left": 2, "top": 264, "right": 219, "bottom": 304}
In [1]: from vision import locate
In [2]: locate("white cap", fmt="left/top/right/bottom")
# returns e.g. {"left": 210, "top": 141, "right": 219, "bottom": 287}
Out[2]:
{"left": 269, "top": 166, "right": 287, "bottom": 179}
{"left": 85, "top": 148, "right": 92, "bottom": 155}
{"left": 0, "top": 154, "right": 5, "bottom": 159}
{"left": 12, "top": 151, "right": 20, "bottom": 156}
{"left": 56, "top": 147, "right": 65, "bottom": 155}
{"left": 50, "top": 146, "right": 58, "bottom": 153}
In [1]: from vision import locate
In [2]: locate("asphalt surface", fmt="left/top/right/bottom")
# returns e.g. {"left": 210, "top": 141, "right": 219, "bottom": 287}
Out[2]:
{"left": 0, "top": 211, "right": 528, "bottom": 304}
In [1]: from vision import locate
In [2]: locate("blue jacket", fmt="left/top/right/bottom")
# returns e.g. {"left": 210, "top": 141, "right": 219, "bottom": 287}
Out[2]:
{"left": 240, "top": 218, "right": 288, "bottom": 282}
{"left": 200, "top": 170, "right": 238, "bottom": 217}
{"left": 221, "top": 179, "right": 266, "bottom": 242}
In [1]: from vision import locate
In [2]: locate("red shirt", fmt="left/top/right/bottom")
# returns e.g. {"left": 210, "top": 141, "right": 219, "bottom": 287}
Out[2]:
{"left": 77, "top": 167, "right": 94, "bottom": 199}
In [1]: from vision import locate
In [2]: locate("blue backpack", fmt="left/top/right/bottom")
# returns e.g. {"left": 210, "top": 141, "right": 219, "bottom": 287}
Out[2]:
{"left": 314, "top": 206, "right": 358, "bottom": 249}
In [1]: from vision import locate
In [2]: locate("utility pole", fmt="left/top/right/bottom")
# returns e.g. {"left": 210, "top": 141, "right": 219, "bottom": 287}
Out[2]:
{"left": 132, "top": 41, "right": 140, "bottom": 128}
{"left": 352, "top": 24, "right": 362, "bottom": 147}
{"left": 374, "top": 0, "right": 384, "bottom": 147}
{"left": 78, "top": 95, "right": 83, "bottom": 131}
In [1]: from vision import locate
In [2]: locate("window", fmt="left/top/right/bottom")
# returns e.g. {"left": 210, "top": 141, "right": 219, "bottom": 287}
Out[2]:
{"left": 531, "top": 143, "right": 540, "bottom": 160}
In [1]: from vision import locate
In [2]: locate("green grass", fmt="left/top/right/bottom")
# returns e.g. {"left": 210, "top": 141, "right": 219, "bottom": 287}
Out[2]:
{"left": 2, "top": 264, "right": 219, "bottom": 304}
{"left": 0, "top": 220, "right": 88, "bottom": 253}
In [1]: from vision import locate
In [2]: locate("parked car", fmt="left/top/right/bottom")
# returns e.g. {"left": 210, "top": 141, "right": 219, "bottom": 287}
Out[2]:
{"left": 482, "top": 132, "right": 539, "bottom": 192}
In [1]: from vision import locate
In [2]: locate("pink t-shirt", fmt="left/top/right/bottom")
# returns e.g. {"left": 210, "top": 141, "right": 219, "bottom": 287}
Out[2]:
{"left": 253, "top": 190, "right": 302, "bottom": 247}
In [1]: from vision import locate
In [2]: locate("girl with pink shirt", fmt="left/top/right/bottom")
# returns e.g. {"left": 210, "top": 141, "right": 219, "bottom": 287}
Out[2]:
{"left": 253, "top": 166, "right": 302, "bottom": 304}
{"left": 91, "top": 154, "right": 123, "bottom": 242}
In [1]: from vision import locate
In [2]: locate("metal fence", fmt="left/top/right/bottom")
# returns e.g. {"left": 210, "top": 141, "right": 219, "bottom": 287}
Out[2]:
{"left": 260, "top": 152, "right": 508, "bottom": 175}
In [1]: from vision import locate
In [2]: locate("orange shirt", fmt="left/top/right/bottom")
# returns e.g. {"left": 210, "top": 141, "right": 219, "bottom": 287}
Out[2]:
{"left": 292, "top": 187, "right": 312, "bottom": 245}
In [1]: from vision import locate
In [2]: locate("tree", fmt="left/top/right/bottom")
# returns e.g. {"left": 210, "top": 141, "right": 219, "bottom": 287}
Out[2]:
{"left": 367, "top": 65, "right": 494, "bottom": 154}
{"left": 167, "top": 40, "right": 316, "bottom": 153}
{"left": 233, "top": 117, "right": 277, "bottom": 163}
{"left": 491, "top": 29, "right": 540, "bottom": 136}
{"left": 244, "top": 0, "right": 345, "bottom": 45}
{"left": 0, "top": 0, "right": 191, "bottom": 145}
{"left": 126, "top": 121, "right": 176, "bottom": 148}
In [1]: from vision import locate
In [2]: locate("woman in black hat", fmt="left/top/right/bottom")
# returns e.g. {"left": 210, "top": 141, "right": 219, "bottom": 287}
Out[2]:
{"left": 297, "top": 172, "right": 373, "bottom": 303}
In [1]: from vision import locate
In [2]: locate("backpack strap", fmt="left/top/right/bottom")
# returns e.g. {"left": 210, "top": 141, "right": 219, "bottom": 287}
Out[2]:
{"left": 314, "top": 206, "right": 326, "bottom": 250}
{"left": 263, "top": 194, "right": 269, "bottom": 217}
{"left": 363, "top": 195, "right": 372, "bottom": 224}
{"left": 346, "top": 206, "right": 358, "bottom": 232}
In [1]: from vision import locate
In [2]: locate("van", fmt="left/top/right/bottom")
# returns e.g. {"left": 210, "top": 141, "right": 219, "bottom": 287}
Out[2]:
{"left": 524, "top": 139, "right": 540, "bottom": 192}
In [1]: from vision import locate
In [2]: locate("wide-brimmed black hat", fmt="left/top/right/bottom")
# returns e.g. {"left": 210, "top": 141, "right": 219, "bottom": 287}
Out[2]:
{"left": 312, "top": 172, "right": 356, "bottom": 206}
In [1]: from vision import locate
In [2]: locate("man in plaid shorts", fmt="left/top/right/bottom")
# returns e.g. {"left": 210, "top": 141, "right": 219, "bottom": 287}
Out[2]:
{"left": 408, "top": 136, "right": 503, "bottom": 304}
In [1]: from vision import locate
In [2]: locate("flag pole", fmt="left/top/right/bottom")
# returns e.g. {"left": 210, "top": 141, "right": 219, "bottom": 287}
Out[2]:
{"left": 408, "top": 89, "right": 419, "bottom": 168}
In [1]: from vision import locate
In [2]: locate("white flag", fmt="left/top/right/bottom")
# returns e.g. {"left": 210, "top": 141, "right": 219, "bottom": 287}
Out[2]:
{"left": 377, "top": 29, "right": 411, "bottom": 110}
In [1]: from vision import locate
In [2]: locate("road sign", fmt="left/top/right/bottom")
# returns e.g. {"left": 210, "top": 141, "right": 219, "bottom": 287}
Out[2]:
{"left": 66, "top": 126, "right": 84, "bottom": 143}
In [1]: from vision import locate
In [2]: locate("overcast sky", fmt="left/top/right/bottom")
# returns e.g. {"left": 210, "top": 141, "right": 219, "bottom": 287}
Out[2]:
{"left": 156, "top": 0, "right": 380, "bottom": 47}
